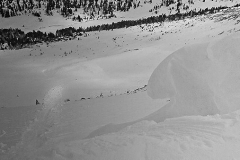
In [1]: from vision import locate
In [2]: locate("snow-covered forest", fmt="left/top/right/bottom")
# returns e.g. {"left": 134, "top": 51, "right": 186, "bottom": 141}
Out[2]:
{"left": 1, "top": 0, "right": 240, "bottom": 159}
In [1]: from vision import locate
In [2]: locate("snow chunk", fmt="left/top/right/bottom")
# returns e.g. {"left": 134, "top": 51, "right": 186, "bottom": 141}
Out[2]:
{"left": 148, "top": 33, "right": 240, "bottom": 118}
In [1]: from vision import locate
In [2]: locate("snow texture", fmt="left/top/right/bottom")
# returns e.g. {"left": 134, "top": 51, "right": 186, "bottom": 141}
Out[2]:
{"left": 54, "top": 112, "right": 240, "bottom": 160}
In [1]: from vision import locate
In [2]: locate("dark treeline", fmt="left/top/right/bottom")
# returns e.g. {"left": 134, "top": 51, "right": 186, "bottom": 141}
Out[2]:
{"left": 0, "top": 27, "right": 85, "bottom": 49}
{"left": 0, "top": 28, "right": 56, "bottom": 49}
{"left": 84, "top": 5, "right": 229, "bottom": 32}
{"left": 1, "top": 4, "right": 239, "bottom": 50}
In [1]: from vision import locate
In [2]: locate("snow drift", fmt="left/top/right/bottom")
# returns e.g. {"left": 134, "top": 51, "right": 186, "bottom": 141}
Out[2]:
{"left": 60, "top": 33, "right": 240, "bottom": 160}
{"left": 53, "top": 111, "right": 240, "bottom": 160}
{"left": 3, "top": 34, "right": 240, "bottom": 160}
{"left": 7, "top": 110, "right": 240, "bottom": 160}
{"left": 148, "top": 33, "right": 240, "bottom": 117}
{"left": 87, "top": 33, "right": 240, "bottom": 138}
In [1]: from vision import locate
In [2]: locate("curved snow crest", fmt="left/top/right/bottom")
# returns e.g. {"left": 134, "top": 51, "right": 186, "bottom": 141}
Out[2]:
{"left": 47, "top": 110, "right": 240, "bottom": 160}
{"left": 86, "top": 34, "right": 240, "bottom": 139}
{"left": 4, "top": 109, "right": 240, "bottom": 160}
{"left": 148, "top": 33, "right": 240, "bottom": 116}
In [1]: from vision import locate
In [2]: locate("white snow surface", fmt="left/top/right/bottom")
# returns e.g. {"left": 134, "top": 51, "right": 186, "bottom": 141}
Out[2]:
{"left": 55, "top": 112, "right": 240, "bottom": 160}
{"left": 2, "top": 4, "right": 240, "bottom": 159}
{"left": 3, "top": 33, "right": 240, "bottom": 160}
{"left": 6, "top": 107, "right": 240, "bottom": 160}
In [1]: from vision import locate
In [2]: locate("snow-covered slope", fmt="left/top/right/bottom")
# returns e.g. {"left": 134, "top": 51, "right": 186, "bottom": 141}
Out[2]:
{"left": 53, "top": 112, "right": 240, "bottom": 160}
{"left": 53, "top": 32, "right": 240, "bottom": 160}
{"left": 85, "top": 31, "right": 240, "bottom": 139}
{"left": 5, "top": 104, "right": 240, "bottom": 160}
{"left": 1, "top": 1, "right": 240, "bottom": 159}
{"left": 0, "top": 0, "right": 238, "bottom": 32}
{"left": 3, "top": 29, "right": 240, "bottom": 160}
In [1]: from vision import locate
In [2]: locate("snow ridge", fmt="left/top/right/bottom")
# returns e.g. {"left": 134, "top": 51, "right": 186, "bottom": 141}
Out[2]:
{"left": 49, "top": 111, "right": 240, "bottom": 160}
{"left": 148, "top": 33, "right": 240, "bottom": 117}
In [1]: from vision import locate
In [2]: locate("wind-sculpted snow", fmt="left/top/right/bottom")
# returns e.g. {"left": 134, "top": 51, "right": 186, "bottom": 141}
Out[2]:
{"left": 86, "top": 33, "right": 240, "bottom": 139}
{"left": 4, "top": 107, "right": 240, "bottom": 160}
{"left": 29, "top": 110, "right": 240, "bottom": 160}
{"left": 148, "top": 33, "right": 240, "bottom": 117}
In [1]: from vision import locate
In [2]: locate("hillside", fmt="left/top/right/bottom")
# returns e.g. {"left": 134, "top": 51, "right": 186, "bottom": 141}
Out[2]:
{"left": 1, "top": 0, "right": 240, "bottom": 159}
{"left": 0, "top": 0, "right": 239, "bottom": 51}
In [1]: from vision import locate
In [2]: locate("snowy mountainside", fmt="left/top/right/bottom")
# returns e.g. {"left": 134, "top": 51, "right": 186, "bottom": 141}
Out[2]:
{"left": 2, "top": 27, "right": 240, "bottom": 160}
{"left": 86, "top": 31, "right": 240, "bottom": 139}
{"left": 1, "top": 0, "right": 240, "bottom": 159}
{"left": 148, "top": 33, "right": 240, "bottom": 117}
{"left": 0, "top": 0, "right": 239, "bottom": 32}
{"left": 50, "top": 32, "right": 240, "bottom": 160}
